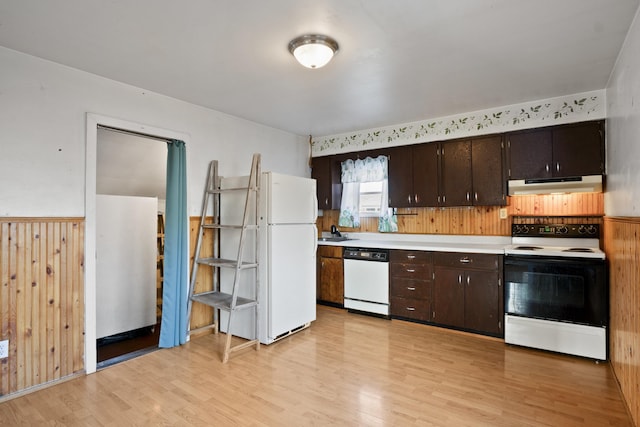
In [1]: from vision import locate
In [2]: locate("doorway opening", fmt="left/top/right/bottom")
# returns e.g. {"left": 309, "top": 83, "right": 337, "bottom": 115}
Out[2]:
{"left": 85, "top": 114, "right": 190, "bottom": 374}
{"left": 95, "top": 126, "right": 167, "bottom": 368}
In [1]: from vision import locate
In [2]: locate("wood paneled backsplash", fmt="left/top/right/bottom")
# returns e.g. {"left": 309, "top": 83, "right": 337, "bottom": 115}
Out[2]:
{"left": 603, "top": 217, "right": 640, "bottom": 427}
{"left": 0, "top": 219, "right": 85, "bottom": 397}
{"left": 318, "top": 193, "right": 604, "bottom": 235}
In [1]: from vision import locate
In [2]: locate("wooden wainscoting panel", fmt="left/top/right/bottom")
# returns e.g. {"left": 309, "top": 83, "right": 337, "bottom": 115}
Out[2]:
{"left": 0, "top": 219, "right": 84, "bottom": 397}
{"left": 604, "top": 217, "right": 640, "bottom": 427}
{"left": 188, "top": 217, "right": 214, "bottom": 332}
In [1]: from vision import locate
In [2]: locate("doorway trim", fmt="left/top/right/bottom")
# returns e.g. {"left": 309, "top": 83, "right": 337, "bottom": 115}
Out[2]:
{"left": 85, "top": 113, "right": 190, "bottom": 374}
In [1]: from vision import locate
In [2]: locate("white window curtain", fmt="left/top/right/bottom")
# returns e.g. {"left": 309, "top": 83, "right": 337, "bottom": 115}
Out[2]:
{"left": 338, "top": 156, "right": 398, "bottom": 232}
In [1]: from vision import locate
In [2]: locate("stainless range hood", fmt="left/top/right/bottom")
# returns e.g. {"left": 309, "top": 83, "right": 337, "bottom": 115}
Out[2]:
{"left": 508, "top": 175, "right": 603, "bottom": 195}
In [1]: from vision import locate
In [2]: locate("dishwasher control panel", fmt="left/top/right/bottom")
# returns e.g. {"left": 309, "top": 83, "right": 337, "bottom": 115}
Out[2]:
{"left": 344, "top": 247, "right": 389, "bottom": 262}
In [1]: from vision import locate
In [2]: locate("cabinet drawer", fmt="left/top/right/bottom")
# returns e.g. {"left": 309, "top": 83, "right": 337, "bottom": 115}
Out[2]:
{"left": 390, "top": 250, "right": 432, "bottom": 264}
{"left": 390, "top": 262, "right": 432, "bottom": 279}
{"left": 434, "top": 252, "right": 499, "bottom": 270}
{"left": 390, "top": 277, "right": 432, "bottom": 300}
{"left": 390, "top": 297, "right": 430, "bottom": 321}
{"left": 317, "top": 245, "right": 343, "bottom": 258}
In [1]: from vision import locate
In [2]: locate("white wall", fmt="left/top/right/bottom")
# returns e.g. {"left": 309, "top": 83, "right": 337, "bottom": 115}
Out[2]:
{"left": 606, "top": 8, "right": 640, "bottom": 216}
{"left": 0, "top": 47, "right": 310, "bottom": 217}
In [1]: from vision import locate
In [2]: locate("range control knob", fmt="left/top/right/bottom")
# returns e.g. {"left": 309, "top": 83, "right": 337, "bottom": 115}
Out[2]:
{"left": 513, "top": 225, "right": 521, "bottom": 234}
{"left": 587, "top": 225, "right": 598, "bottom": 235}
{"left": 521, "top": 225, "right": 530, "bottom": 234}
{"left": 578, "top": 225, "right": 588, "bottom": 234}
{"left": 557, "top": 226, "right": 568, "bottom": 234}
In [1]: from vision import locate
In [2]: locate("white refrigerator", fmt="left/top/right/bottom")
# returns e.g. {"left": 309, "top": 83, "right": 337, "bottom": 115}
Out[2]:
{"left": 219, "top": 172, "right": 318, "bottom": 344}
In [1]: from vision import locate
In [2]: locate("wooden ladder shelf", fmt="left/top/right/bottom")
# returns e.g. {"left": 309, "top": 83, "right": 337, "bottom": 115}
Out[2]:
{"left": 187, "top": 154, "right": 261, "bottom": 362}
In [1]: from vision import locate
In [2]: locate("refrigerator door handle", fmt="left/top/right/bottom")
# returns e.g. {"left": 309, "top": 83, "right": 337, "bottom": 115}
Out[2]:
{"left": 313, "top": 225, "right": 318, "bottom": 253}
{"left": 313, "top": 194, "right": 318, "bottom": 218}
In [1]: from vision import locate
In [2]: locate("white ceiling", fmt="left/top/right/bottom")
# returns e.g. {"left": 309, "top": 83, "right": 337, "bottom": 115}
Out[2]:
{"left": 1, "top": 0, "right": 638, "bottom": 137}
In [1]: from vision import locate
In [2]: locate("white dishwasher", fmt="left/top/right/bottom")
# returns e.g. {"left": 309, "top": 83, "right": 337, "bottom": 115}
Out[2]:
{"left": 343, "top": 247, "right": 390, "bottom": 316}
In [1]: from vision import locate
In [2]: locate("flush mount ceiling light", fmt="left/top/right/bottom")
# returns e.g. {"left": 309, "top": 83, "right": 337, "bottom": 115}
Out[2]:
{"left": 288, "top": 34, "right": 339, "bottom": 69}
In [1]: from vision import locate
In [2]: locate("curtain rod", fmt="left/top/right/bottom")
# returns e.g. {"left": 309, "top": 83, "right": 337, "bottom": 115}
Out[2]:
{"left": 97, "top": 124, "right": 173, "bottom": 143}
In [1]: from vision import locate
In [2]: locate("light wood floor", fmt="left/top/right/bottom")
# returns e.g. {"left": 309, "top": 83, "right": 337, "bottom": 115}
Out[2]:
{"left": 0, "top": 306, "right": 632, "bottom": 426}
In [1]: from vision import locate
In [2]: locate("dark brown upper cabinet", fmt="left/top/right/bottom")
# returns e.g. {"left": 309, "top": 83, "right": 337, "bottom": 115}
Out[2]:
{"left": 311, "top": 156, "right": 341, "bottom": 210}
{"left": 389, "top": 136, "right": 505, "bottom": 208}
{"left": 439, "top": 136, "right": 505, "bottom": 207}
{"left": 387, "top": 144, "right": 439, "bottom": 208}
{"left": 440, "top": 139, "right": 472, "bottom": 206}
{"left": 471, "top": 136, "right": 506, "bottom": 206}
{"left": 507, "top": 120, "right": 604, "bottom": 180}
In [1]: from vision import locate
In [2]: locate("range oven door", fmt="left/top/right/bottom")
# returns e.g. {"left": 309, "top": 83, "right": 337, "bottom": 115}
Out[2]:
{"left": 504, "top": 255, "right": 608, "bottom": 327}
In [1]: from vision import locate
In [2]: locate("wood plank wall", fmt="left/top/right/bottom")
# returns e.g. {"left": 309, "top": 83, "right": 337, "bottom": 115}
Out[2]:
{"left": 0, "top": 219, "right": 84, "bottom": 397}
{"left": 318, "top": 193, "right": 604, "bottom": 235}
{"left": 188, "top": 217, "right": 215, "bottom": 333}
{"left": 603, "top": 217, "right": 640, "bottom": 427}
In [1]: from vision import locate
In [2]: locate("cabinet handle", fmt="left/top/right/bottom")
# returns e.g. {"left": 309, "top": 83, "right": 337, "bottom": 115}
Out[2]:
{"left": 474, "top": 192, "right": 478, "bottom": 202}
{"left": 459, "top": 257, "right": 470, "bottom": 263}
{"left": 407, "top": 194, "right": 412, "bottom": 204}
{"left": 545, "top": 164, "right": 550, "bottom": 173}
{"left": 437, "top": 195, "right": 441, "bottom": 203}
{"left": 406, "top": 287, "right": 416, "bottom": 291}
{"left": 406, "top": 307, "right": 416, "bottom": 311}
{"left": 466, "top": 192, "right": 470, "bottom": 201}
{"left": 406, "top": 268, "right": 415, "bottom": 273}
{"left": 325, "top": 197, "right": 329, "bottom": 206}
{"left": 414, "top": 194, "right": 419, "bottom": 203}
{"left": 443, "top": 195, "right": 446, "bottom": 203}
{"left": 556, "top": 162, "right": 560, "bottom": 172}
{"left": 458, "top": 274, "right": 462, "bottom": 284}
{"left": 467, "top": 276, "right": 470, "bottom": 286}
{"left": 407, "top": 255, "right": 416, "bottom": 259}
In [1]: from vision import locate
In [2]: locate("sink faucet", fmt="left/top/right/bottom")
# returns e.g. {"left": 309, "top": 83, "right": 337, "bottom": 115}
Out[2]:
{"left": 330, "top": 225, "right": 342, "bottom": 237}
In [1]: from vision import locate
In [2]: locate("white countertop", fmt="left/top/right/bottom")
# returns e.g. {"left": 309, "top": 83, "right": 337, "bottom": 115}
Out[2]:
{"left": 318, "top": 232, "right": 511, "bottom": 254}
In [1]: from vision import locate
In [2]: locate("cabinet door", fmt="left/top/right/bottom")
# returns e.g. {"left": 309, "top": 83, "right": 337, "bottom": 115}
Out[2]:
{"left": 318, "top": 256, "right": 344, "bottom": 305}
{"left": 464, "top": 270, "right": 501, "bottom": 335}
{"left": 471, "top": 136, "right": 505, "bottom": 206}
{"left": 440, "top": 140, "right": 472, "bottom": 206}
{"left": 412, "top": 143, "right": 440, "bottom": 207}
{"left": 433, "top": 267, "right": 465, "bottom": 328}
{"left": 387, "top": 146, "right": 413, "bottom": 208}
{"left": 312, "top": 156, "right": 333, "bottom": 210}
{"left": 552, "top": 121, "right": 604, "bottom": 177}
{"left": 507, "top": 129, "right": 553, "bottom": 180}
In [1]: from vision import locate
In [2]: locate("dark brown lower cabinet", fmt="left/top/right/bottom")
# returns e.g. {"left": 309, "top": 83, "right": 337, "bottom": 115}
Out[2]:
{"left": 317, "top": 246, "right": 344, "bottom": 306}
{"left": 433, "top": 252, "right": 503, "bottom": 337}
{"left": 433, "top": 267, "right": 465, "bottom": 328}
{"left": 389, "top": 250, "right": 433, "bottom": 321}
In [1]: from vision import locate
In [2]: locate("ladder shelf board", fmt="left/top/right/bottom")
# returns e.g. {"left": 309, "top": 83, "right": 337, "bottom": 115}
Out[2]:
{"left": 191, "top": 291, "right": 257, "bottom": 311}
{"left": 196, "top": 257, "right": 258, "bottom": 269}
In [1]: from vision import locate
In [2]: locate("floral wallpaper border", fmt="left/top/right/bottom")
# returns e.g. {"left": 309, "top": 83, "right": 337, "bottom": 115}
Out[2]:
{"left": 312, "top": 89, "right": 605, "bottom": 156}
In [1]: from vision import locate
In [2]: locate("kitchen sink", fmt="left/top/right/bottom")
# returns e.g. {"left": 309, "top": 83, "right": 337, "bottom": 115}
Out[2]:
{"left": 318, "top": 236, "right": 354, "bottom": 242}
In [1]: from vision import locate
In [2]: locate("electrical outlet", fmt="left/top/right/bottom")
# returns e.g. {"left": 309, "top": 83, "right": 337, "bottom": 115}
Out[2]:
{"left": 499, "top": 208, "right": 508, "bottom": 220}
{"left": 0, "top": 340, "right": 8, "bottom": 359}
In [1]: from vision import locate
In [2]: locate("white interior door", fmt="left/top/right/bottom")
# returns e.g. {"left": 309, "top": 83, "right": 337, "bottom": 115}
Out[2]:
{"left": 96, "top": 195, "right": 157, "bottom": 339}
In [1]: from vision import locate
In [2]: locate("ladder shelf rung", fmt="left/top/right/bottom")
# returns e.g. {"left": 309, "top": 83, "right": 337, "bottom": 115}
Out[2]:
{"left": 191, "top": 291, "right": 257, "bottom": 311}
{"left": 196, "top": 257, "right": 258, "bottom": 269}
{"left": 201, "top": 224, "right": 258, "bottom": 230}
{"left": 207, "top": 187, "right": 258, "bottom": 194}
